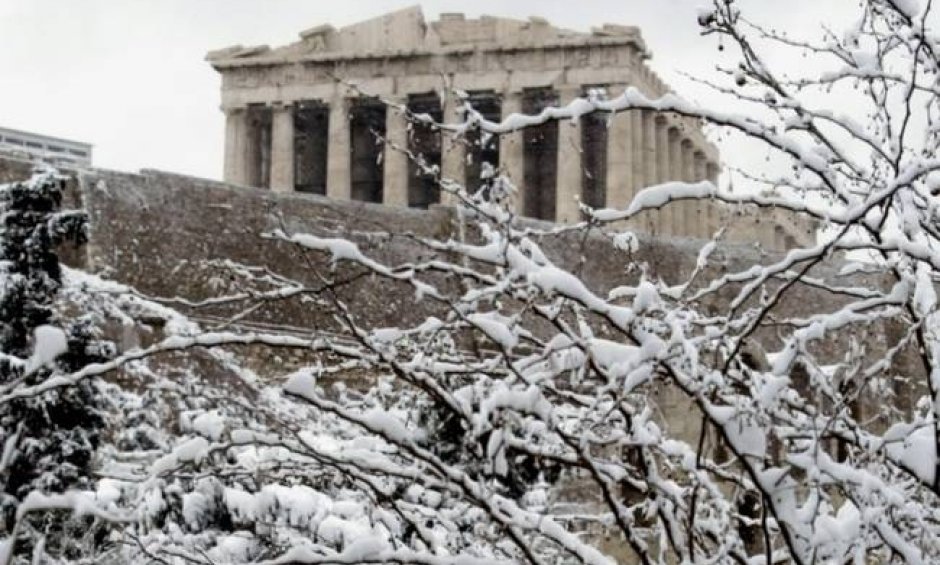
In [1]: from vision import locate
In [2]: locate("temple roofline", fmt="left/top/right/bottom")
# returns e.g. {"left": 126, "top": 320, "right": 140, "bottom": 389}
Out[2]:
{"left": 206, "top": 8, "right": 649, "bottom": 68}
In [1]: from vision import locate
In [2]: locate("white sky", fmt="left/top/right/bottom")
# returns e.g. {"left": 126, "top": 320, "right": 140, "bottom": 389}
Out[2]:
{"left": 0, "top": 1, "right": 856, "bottom": 181}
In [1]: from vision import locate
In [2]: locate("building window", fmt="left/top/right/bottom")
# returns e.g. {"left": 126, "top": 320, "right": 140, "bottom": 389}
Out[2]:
{"left": 406, "top": 92, "right": 442, "bottom": 209}
{"left": 293, "top": 101, "right": 329, "bottom": 195}
{"left": 349, "top": 98, "right": 386, "bottom": 203}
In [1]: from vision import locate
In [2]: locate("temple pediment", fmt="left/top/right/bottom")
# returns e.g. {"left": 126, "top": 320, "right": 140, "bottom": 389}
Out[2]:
{"left": 206, "top": 6, "right": 648, "bottom": 66}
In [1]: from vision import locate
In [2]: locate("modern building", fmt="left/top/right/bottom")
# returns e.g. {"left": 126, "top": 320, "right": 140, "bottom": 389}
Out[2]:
{"left": 0, "top": 126, "right": 93, "bottom": 168}
{"left": 207, "top": 7, "right": 813, "bottom": 247}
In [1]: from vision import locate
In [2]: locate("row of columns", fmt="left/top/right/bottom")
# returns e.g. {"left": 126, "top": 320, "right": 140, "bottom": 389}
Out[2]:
{"left": 222, "top": 87, "right": 720, "bottom": 237}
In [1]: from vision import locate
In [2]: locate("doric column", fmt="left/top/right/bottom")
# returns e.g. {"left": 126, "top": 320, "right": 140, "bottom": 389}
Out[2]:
{"left": 499, "top": 91, "right": 525, "bottom": 215}
{"left": 654, "top": 116, "right": 670, "bottom": 236}
{"left": 270, "top": 103, "right": 295, "bottom": 192}
{"left": 440, "top": 92, "right": 466, "bottom": 206}
{"left": 243, "top": 110, "right": 264, "bottom": 188}
{"left": 223, "top": 108, "right": 249, "bottom": 186}
{"left": 383, "top": 98, "right": 410, "bottom": 207}
{"left": 665, "top": 126, "right": 682, "bottom": 235}
{"left": 706, "top": 162, "right": 719, "bottom": 185}
{"left": 326, "top": 93, "right": 351, "bottom": 201}
{"left": 680, "top": 141, "right": 695, "bottom": 181}
{"left": 606, "top": 98, "right": 635, "bottom": 211}
{"left": 555, "top": 87, "right": 583, "bottom": 224}
{"left": 705, "top": 161, "right": 720, "bottom": 239}
{"left": 640, "top": 110, "right": 658, "bottom": 233}
{"left": 680, "top": 139, "right": 697, "bottom": 236}
{"left": 693, "top": 152, "right": 709, "bottom": 237}
{"left": 694, "top": 151, "right": 707, "bottom": 181}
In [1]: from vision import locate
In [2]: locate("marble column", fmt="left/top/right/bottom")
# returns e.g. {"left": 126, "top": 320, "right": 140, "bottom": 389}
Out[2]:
{"left": 383, "top": 99, "right": 410, "bottom": 207}
{"left": 641, "top": 110, "right": 658, "bottom": 233}
{"left": 555, "top": 87, "right": 584, "bottom": 224}
{"left": 244, "top": 110, "right": 265, "bottom": 188}
{"left": 694, "top": 151, "right": 707, "bottom": 181}
{"left": 499, "top": 91, "right": 525, "bottom": 214}
{"left": 680, "top": 139, "right": 696, "bottom": 236}
{"left": 326, "top": 93, "right": 351, "bottom": 201}
{"left": 631, "top": 109, "right": 645, "bottom": 200}
{"left": 707, "top": 162, "right": 719, "bottom": 185}
{"left": 654, "top": 116, "right": 670, "bottom": 236}
{"left": 270, "top": 104, "right": 295, "bottom": 192}
{"left": 666, "top": 126, "right": 682, "bottom": 235}
{"left": 692, "top": 151, "right": 708, "bottom": 237}
{"left": 223, "top": 108, "right": 248, "bottom": 186}
{"left": 706, "top": 161, "right": 720, "bottom": 238}
{"left": 440, "top": 92, "right": 466, "bottom": 206}
{"left": 606, "top": 98, "right": 635, "bottom": 212}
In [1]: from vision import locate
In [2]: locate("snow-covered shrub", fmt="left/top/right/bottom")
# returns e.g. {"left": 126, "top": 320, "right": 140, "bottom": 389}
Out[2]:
{"left": 0, "top": 169, "right": 114, "bottom": 561}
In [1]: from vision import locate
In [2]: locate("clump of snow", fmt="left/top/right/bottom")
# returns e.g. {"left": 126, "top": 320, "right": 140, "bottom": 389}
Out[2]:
{"left": 192, "top": 411, "right": 226, "bottom": 441}
{"left": 884, "top": 423, "right": 937, "bottom": 485}
{"left": 25, "top": 325, "right": 68, "bottom": 373}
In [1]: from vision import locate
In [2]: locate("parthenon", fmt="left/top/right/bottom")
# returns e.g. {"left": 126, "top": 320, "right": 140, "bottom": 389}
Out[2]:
{"left": 206, "top": 7, "right": 811, "bottom": 246}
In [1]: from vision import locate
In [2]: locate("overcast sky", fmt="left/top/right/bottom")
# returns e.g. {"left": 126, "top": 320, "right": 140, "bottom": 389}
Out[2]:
{"left": 0, "top": 1, "right": 856, "bottom": 180}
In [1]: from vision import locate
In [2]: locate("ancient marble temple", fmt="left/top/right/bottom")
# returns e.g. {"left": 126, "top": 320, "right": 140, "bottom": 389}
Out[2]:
{"left": 207, "top": 7, "right": 811, "bottom": 246}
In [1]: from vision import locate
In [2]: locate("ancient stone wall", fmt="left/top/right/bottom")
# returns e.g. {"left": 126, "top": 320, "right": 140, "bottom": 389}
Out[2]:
{"left": 0, "top": 155, "right": 920, "bottom": 441}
